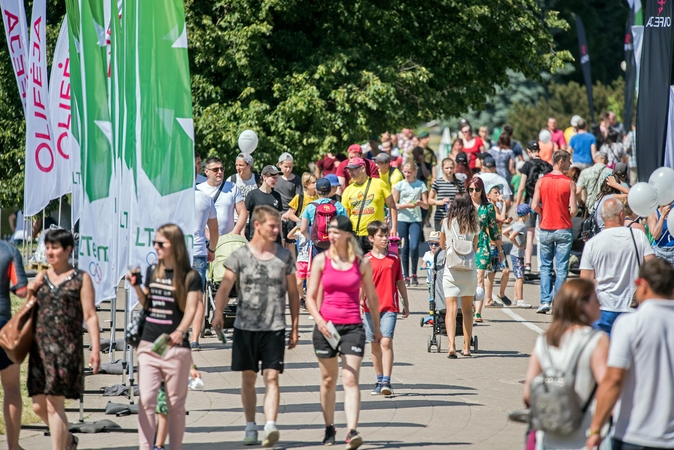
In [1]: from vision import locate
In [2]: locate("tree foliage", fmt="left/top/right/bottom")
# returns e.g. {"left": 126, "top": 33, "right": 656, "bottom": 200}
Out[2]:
{"left": 0, "top": 0, "right": 570, "bottom": 208}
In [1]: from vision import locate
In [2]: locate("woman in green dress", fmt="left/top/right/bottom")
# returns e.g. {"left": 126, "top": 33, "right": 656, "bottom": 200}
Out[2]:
{"left": 467, "top": 177, "right": 504, "bottom": 322}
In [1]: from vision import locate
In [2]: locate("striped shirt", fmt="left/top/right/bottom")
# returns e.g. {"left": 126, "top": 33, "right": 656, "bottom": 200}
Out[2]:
{"left": 431, "top": 177, "right": 464, "bottom": 222}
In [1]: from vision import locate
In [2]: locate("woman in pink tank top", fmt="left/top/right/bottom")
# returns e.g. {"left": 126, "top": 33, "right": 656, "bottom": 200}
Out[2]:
{"left": 305, "top": 215, "right": 381, "bottom": 448}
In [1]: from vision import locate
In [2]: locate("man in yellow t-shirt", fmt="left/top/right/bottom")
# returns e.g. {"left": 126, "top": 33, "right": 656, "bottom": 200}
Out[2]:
{"left": 374, "top": 153, "right": 404, "bottom": 189}
{"left": 564, "top": 115, "right": 581, "bottom": 148}
{"left": 342, "top": 158, "right": 398, "bottom": 253}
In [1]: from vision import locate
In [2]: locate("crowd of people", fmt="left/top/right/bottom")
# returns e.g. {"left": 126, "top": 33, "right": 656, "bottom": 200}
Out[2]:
{"left": 2, "top": 114, "right": 674, "bottom": 450}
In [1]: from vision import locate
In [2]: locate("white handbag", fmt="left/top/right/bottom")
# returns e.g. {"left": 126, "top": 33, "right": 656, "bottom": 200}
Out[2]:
{"left": 445, "top": 219, "right": 474, "bottom": 271}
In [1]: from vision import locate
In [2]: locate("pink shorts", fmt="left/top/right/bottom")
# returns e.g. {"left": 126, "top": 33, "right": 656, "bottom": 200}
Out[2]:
{"left": 296, "top": 261, "right": 310, "bottom": 280}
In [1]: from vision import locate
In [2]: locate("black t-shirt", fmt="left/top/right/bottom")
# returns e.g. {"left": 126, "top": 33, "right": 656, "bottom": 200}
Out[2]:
{"left": 244, "top": 188, "right": 283, "bottom": 240}
{"left": 141, "top": 266, "right": 202, "bottom": 348}
{"left": 274, "top": 174, "right": 302, "bottom": 212}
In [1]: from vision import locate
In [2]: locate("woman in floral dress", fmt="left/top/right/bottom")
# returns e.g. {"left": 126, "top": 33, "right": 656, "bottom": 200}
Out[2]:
{"left": 467, "top": 177, "right": 504, "bottom": 323}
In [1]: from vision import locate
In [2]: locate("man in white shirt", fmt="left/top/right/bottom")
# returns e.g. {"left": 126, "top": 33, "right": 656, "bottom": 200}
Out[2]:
{"left": 197, "top": 156, "right": 247, "bottom": 237}
{"left": 190, "top": 189, "right": 219, "bottom": 350}
{"left": 475, "top": 155, "right": 512, "bottom": 204}
{"left": 587, "top": 258, "right": 674, "bottom": 450}
{"left": 580, "top": 198, "right": 654, "bottom": 335}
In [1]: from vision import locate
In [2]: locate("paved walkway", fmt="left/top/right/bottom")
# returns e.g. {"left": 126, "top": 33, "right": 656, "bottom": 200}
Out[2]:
{"left": 12, "top": 268, "right": 554, "bottom": 450}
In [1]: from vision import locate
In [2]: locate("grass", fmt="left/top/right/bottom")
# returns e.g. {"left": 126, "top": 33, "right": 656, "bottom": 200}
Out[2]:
{"left": 0, "top": 294, "right": 41, "bottom": 435}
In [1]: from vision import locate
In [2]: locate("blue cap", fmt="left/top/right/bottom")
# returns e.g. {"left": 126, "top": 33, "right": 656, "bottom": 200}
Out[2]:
{"left": 316, "top": 178, "right": 331, "bottom": 195}
{"left": 325, "top": 174, "right": 340, "bottom": 187}
{"left": 517, "top": 204, "right": 532, "bottom": 216}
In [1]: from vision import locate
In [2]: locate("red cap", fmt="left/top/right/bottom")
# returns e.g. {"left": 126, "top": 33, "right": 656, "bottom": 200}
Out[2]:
{"left": 348, "top": 144, "right": 362, "bottom": 154}
{"left": 346, "top": 157, "right": 366, "bottom": 169}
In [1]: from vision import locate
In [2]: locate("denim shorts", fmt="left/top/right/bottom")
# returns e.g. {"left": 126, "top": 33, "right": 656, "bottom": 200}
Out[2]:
{"left": 192, "top": 256, "right": 208, "bottom": 291}
{"left": 363, "top": 311, "right": 397, "bottom": 342}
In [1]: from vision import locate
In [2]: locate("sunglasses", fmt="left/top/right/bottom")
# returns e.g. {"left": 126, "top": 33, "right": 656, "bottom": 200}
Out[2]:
{"left": 428, "top": 242, "right": 440, "bottom": 247}
{"left": 207, "top": 167, "right": 224, "bottom": 172}
{"left": 152, "top": 240, "right": 169, "bottom": 248}
{"left": 468, "top": 188, "right": 482, "bottom": 193}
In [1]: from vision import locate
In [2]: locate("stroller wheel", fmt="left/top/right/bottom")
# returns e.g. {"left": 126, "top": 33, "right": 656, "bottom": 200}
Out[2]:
{"left": 436, "top": 337, "right": 441, "bottom": 353}
{"left": 427, "top": 335, "right": 432, "bottom": 353}
{"left": 473, "top": 335, "right": 479, "bottom": 353}
{"left": 420, "top": 317, "right": 425, "bottom": 327}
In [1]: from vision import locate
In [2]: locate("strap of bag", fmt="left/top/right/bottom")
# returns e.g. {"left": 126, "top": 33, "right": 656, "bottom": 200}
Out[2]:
{"left": 629, "top": 227, "right": 641, "bottom": 269}
{"left": 354, "top": 177, "right": 372, "bottom": 235}
{"left": 297, "top": 194, "right": 305, "bottom": 217}
{"left": 212, "top": 179, "right": 227, "bottom": 204}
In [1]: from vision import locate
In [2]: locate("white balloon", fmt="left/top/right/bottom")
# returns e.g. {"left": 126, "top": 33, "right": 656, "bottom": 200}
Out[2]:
{"left": 238, "top": 130, "right": 258, "bottom": 154}
{"left": 538, "top": 129, "right": 551, "bottom": 144}
{"left": 628, "top": 182, "right": 660, "bottom": 217}
{"left": 648, "top": 167, "right": 674, "bottom": 205}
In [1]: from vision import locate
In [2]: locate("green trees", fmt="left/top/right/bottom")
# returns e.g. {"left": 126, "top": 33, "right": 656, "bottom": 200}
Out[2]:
{"left": 0, "top": 0, "right": 570, "bottom": 208}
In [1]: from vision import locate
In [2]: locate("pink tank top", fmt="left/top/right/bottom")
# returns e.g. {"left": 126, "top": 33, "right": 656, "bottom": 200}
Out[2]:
{"left": 320, "top": 257, "right": 362, "bottom": 325}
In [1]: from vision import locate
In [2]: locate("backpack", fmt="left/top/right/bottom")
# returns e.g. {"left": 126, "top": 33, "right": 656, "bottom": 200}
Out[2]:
{"left": 443, "top": 219, "right": 474, "bottom": 272}
{"left": 525, "top": 159, "right": 552, "bottom": 201}
{"left": 529, "top": 331, "right": 598, "bottom": 435}
{"left": 310, "top": 200, "right": 337, "bottom": 249}
{"left": 581, "top": 206, "right": 601, "bottom": 241}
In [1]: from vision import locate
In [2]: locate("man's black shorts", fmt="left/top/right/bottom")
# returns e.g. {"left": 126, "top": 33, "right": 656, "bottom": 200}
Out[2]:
{"left": 312, "top": 324, "right": 365, "bottom": 359}
{"left": 232, "top": 328, "right": 285, "bottom": 373}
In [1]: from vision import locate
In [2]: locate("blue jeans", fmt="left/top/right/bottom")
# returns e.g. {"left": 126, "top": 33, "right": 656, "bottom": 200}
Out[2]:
{"left": 398, "top": 221, "right": 422, "bottom": 278}
{"left": 594, "top": 310, "right": 623, "bottom": 336}
{"left": 539, "top": 228, "right": 573, "bottom": 305}
{"left": 613, "top": 439, "right": 668, "bottom": 450}
{"left": 192, "top": 256, "right": 208, "bottom": 291}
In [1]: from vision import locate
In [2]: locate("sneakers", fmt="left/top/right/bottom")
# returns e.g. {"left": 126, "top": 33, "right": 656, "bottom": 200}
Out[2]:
{"left": 243, "top": 428, "right": 259, "bottom": 445}
{"left": 411, "top": 275, "right": 419, "bottom": 286}
{"left": 262, "top": 423, "right": 280, "bottom": 448}
{"left": 323, "top": 425, "right": 336, "bottom": 446}
{"left": 515, "top": 300, "right": 532, "bottom": 308}
{"left": 404, "top": 277, "right": 411, "bottom": 287}
{"left": 190, "top": 342, "right": 201, "bottom": 351}
{"left": 300, "top": 298, "right": 307, "bottom": 311}
{"left": 537, "top": 304, "right": 551, "bottom": 314}
{"left": 345, "top": 429, "right": 363, "bottom": 450}
{"left": 370, "top": 382, "right": 382, "bottom": 395}
{"left": 380, "top": 382, "right": 392, "bottom": 396}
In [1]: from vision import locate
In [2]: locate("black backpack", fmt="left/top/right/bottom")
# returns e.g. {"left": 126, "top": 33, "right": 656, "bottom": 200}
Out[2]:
{"left": 525, "top": 159, "right": 553, "bottom": 201}
{"left": 581, "top": 205, "right": 601, "bottom": 241}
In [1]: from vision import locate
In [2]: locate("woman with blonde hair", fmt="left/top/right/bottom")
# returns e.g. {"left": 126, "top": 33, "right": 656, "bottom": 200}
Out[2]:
{"left": 128, "top": 223, "right": 202, "bottom": 450}
{"left": 305, "top": 215, "right": 382, "bottom": 449}
{"left": 524, "top": 279, "right": 608, "bottom": 449}
{"left": 392, "top": 160, "right": 429, "bottom": 285}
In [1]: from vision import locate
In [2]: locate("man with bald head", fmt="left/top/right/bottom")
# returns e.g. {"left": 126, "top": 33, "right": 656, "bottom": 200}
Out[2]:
{"left": 580, "top": 197, "right": 655, "bottom": 335}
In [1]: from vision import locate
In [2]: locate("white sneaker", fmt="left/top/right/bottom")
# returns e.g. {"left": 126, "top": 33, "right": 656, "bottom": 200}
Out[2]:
{"left": 243, "top": 428, "right": 259, "bottom": 445}
{"left": 262, "top": 423, "right": 280, "bottom": 448}
{"left": 515, "top": 300, "right": 532, "bottom": 308}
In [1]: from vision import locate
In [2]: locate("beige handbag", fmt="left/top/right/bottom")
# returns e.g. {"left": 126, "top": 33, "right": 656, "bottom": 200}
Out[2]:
{"left": 0, "top": 295, "right": 37, "bottom": 364}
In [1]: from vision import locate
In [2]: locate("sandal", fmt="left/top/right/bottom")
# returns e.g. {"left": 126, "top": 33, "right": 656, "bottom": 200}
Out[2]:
{"left": 66, "top": 433, "right": 78, "bottom": 450}
{"left": 461, "top": 352, "right": 472, "bottom": 357}
{"left": 447, "top": 352, "right": 457, "bottom": 359}
{"left": 474, "top": 313, "right": 483, "bottom": 323}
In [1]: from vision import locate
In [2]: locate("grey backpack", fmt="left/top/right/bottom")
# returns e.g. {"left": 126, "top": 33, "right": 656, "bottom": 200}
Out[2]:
{"left": 529, "top": 331, "right": 598, "bottom": 435}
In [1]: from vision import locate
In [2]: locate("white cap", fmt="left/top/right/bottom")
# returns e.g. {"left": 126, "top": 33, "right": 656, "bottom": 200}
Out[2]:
{"left": 570, "top": 115, "right": 582, "bottom": 127}
{"left": 277, "top": 152, "right": 294, "bottom": 164}
{"left": 391, "top": 148, "right": 401, "bottom": 157}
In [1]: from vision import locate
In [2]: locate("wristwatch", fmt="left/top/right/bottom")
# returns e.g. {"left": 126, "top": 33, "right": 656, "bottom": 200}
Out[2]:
{"left": 586, "top": 428, "right": 601, "bottom": 437}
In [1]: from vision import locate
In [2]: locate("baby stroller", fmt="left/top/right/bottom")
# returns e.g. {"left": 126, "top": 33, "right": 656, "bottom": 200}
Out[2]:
{"left": 201, "top": 233, "right": 247, "bottom": 338}
{"left": 424, "top": 249, "right": 478, "bottom": 353}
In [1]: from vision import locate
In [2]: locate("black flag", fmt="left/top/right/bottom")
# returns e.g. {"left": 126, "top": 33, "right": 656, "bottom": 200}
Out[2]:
{"left": 575, "top": 15, "right": 594, "bottom": 124}
{"left": 624, "top": 10, "right": 636, "bottom": 134}
{"left": 636, "top": 0, "right": 674, "bottom": 181}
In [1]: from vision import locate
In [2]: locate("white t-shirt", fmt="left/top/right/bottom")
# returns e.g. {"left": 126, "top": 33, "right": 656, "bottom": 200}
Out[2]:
{"left": 197, "top": 181, "right": 244, "bottom": 236}
{"left": 296, "top": 232, "right": 310, "bottom": 263}
{"left": 230, "top": 173, "right": 259, "bottom": 199}
{"left": 579, "top": 227, "right": 653, "bottom": 312}
{"left": 194, "top": 190, "right": 217, "bottom": 257}
{"left": 608, "top": 300, "right": 674, "bottom": 447}
{"left": 422, "top": 250, "right": 434, "bottom": 282}
{"left": 195, "top": 174, "right": 207, "bottom": 185}
{"left": 475, "top": 172, "right": 512, "bottom": 200}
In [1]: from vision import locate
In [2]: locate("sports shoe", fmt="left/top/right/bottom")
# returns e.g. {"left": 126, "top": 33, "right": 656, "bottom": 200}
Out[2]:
{"left": 262, "top": 423, "right": 280, "bottom": 447}
{"left": 323, "top": 425, "right": 336, "bottom": 446}
{"left": 345, "top": 429, "right": 363, "bottom": 450}
{"left": 515, "top": 300, "right": 532, "bottom": 308}
{"left": 243, "top": 428, "right": 258, "bottom": 445}
{"left": 380, "top": 382, "right": 392, "bottom": 396}
{"left": 204, "top": 327, "right": 213, "bottom": 336}
{"left": 411, "top": 276, "right": 419, "bottom": 286}
{"left": 537, "top": 304, "right": 550, "bottom": 314}
{"left": 300, "top": 298, "right": 307, "bottom": 311}
{"left": 404, "top": 277, "right": 410, "bottom": 287}
{"left": 190, "top": 342, "right": 201, "bottom": 351}
{"left": 370, "top": 382, "right": 382, "bottom": 395}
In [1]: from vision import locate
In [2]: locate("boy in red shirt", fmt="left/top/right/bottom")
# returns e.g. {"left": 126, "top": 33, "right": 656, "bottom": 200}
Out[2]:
{"left": 363, "top": 221, "right": 409, "bottom": 396}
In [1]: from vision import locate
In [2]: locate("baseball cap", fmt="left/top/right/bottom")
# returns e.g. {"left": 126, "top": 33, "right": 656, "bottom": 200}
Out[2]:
{"left": 261, "top": 165, "right": 282, "bottom": 176}
{"left": 483, "top": 155, "right": 496, "bottom": 168}
{"left": 346, "top": 157, "right": 366, "bottom": 169}
{"left": 325, "top": 174, "right": 340, "bottom": 186}
{"left": 613, "top": 162, "right": 628, "bottom": 176}
{"left": 418, "top": 131, "right": 430, "bottom": 139}
{"left": 527, "top": 140, "right": 540, "bottom": 151}
{"left": 517, "top": 204, "right": 532, "bottom": 216}
{"left": 237, "top": 153, "right": 254, "bottom": 166}
{"left": 328, "top": 215, "right": 353, "bottom": 233}
{"left": 595, "top": 150, "right": 608, "bottom": 160}
{"left": 486, "top": 183, "right": 503, "bottom": 193}
{"left": 476, "top": 152, "right": 490, "bottom": 160}
{"left": 316, "top": 178, "right": 332, "bottom": 195}
{"left": 570, "top": 115, "right": 582, "bottom": 127}
{"left": 347, "top": 144, "right": 362, "bottom": 154}
{"left": 455, "top": 152, "right": 468, "bottom": 164}
{"left": 428, "top": 231, "right": 441, "bottom": 243}
{"left": 277, "top": 152, "right": 293, "bottom": 164}
{"left": 374, "top": 153, "right": 391, "bottom": 163}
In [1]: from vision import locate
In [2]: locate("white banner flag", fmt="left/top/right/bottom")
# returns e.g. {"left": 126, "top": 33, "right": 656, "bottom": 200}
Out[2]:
{"left": 24, "top": 0, "right": 58, "bottom": 217}
{"left": 0, "top": 0, "right": 29, "bottom": 113}
{"left": 48, "top": 18, "right": 74, "bottom": 204}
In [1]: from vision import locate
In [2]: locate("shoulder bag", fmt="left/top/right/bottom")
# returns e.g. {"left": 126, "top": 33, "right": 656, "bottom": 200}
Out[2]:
{"left": 0, "top": 294, "right": 37, "bottom": 364}
{"left": 629, "top": 227, "right": 641, "bottom": 309}
{"left": 444, "top": 219, "right": 474, "bottom": 271}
